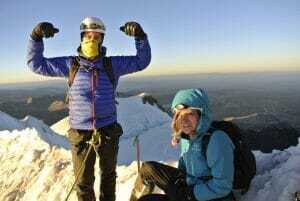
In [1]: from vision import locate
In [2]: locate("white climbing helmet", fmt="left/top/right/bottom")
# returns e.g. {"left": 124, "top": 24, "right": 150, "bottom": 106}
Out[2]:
{"left": 80, "top": 17, "right": 106, "bottom": 34}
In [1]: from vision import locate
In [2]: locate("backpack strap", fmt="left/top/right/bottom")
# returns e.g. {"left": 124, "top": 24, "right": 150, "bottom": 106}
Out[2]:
{"left": 103, "top": 56, "right": 116, "bottom": 90}
{"left": 201, "top": 124, "right": 217, "bottom": 159}
{"left": 68, "top": 56, "right": 115, "bottom": 89}
{"left": 65, "top": 56, "right": 80, "bottom": 103}
{"left": 201, "top": 134, "right": 211, "bottom": 160}
{"left": 200, "top": 133, "right": 214, "bottom": 181}
{"left": 202, "top": 123, "right": 228, "bottom": 159}
{"left": 68, "top": 56, "right": 81, "bottom": 87}
{"left": 66, "top": 56, "right": 116, "bottom": 103}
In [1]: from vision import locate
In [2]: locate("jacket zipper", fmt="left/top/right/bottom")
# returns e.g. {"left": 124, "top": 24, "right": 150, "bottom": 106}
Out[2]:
{"left": 91, "top": 69, "right": 97, "bottom": 129}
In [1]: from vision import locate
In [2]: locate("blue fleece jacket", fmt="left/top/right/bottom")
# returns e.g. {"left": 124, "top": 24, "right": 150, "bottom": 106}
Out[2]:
{"left": 27, "top": 37, "right": 151, "bottom": 130}
{"left": 171, "top": 89, "right": 234, "bottom": 201}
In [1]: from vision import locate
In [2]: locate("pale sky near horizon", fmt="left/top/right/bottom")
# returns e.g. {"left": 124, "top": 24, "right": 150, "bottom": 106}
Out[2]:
{"left": 0, "top": 0, "right": 300, "bottom": 84}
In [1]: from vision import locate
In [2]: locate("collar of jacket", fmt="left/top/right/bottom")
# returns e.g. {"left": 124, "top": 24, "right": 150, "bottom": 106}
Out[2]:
{"left": 188, "top": 131, "right": 208, "bottom": 144}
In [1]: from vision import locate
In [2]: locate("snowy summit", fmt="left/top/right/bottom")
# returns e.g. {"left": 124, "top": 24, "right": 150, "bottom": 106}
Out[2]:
{"left": 0, "top": 94, "right": 300, "bottom": 201}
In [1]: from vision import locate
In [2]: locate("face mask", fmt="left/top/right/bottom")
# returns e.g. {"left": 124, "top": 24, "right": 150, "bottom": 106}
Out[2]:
{"left": 81, "top": 38, "right": 99, "bottom": 58}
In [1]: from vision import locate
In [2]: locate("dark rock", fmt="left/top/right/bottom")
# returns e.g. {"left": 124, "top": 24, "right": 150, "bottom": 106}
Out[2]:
{"left": 140, "top": 93, "right": 167, "bottom": 113}
{"left": 230, "top": 113, "right": 299, "bottom": 153}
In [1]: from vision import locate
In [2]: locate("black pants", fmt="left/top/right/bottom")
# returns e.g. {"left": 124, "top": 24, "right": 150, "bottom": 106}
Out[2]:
{"left": 67, "top": 123, "right": 122, "bottom": 201}
{"left": 138, "top": 194, "right": 170, "bottom": 201}
{"left": 130, "top": 161, "right": 191, "bottom": 201}
{"left": 138, "top": 193, "right": 235, "bottom": 201}
{"left": 130, "top": 161, "right": 235, "bottom": 201}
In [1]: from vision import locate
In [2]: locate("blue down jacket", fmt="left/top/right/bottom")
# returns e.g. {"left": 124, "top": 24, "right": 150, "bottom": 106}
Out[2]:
{"left": 27, "top": 37, "right": 151, "bottom": 129}
{"left": 171, "top": 89, "right": 235, "bottom": 201}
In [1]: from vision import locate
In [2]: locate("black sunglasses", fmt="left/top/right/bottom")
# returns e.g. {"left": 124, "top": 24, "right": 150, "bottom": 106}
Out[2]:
{"left": 80, "top": 23, "right": 105, "bottom": 31}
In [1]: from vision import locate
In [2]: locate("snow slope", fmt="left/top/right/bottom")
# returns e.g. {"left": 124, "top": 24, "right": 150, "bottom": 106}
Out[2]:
{"left": 1, "top": 94, "right": 300, "bottom": 201}
{"left": 0, "top": 111, "right": 26, "bottom": 130}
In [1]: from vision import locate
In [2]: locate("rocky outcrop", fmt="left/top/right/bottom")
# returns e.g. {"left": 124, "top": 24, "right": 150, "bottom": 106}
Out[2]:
{"left": 48, "top": 100, "right": 67, "bottom": 112}
{"left": 139, "top": 93, "right": 167, "bottom": 113}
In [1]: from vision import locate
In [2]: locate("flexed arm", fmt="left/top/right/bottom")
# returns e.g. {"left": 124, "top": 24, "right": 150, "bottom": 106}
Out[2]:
{"left": 111, "top": 22, "right": 151, "bottom": 77}
{"left": 27, "top": 22, "right": 71, "bottom": 77}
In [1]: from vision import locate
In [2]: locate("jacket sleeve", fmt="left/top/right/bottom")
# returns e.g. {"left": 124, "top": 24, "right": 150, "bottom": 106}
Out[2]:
{"left": 193, "top": 131, "right": 234, "bottom": 201}
{"left": 110, "top": 36, "right": 151, "bottom": 77}
{"left": 27, "top": 39, "right": 72, "bottom": 77}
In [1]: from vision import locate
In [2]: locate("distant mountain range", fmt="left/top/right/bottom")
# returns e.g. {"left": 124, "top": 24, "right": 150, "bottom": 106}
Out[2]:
{"left": 228, "top": 113, "right": 300, "bottom": 152}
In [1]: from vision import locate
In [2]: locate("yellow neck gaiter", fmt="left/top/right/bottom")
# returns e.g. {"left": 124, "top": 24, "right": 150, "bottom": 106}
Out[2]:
{"left": 81, "top": 38, "right": 99, "bottom": 58}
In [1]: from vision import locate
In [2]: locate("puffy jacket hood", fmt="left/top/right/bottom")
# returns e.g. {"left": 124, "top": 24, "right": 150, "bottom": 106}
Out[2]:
{"left": 171, "top": 89, "right": 212, "bottom": 136}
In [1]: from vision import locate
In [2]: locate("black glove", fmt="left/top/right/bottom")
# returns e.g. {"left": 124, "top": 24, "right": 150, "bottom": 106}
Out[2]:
{"left": 31, "top": 22, "right": 59, "bottom": 41}
{"left": 165, "top": 179, "right": 196, "bottom": 201}
{"left": 120, "top": 22, "right": 146, "bottom": 39}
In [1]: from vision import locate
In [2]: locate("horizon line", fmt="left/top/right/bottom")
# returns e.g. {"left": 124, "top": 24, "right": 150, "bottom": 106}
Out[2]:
{"left": 1, "top": 70, "right": 300, "bottom": 85}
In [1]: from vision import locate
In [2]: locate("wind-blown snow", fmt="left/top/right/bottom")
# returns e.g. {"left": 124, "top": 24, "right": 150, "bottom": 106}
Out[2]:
{"left": 0, "top": 95, "right": 300, "bottom": 201}
{"left": 242, "top": 147, "right": 300, "bottom": 201}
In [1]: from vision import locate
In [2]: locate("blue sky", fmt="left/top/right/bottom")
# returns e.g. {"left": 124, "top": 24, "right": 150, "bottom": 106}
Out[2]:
{"left": 0, "top": 0, "right": 300, "bottom": 83}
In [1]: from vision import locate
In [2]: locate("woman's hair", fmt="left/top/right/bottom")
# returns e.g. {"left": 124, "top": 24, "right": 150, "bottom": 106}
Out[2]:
{"left": 171, "top": 111, "right": 182, "bottom": 145}
{"left": 171, "top": 111, "right": 181, "bottom": 136}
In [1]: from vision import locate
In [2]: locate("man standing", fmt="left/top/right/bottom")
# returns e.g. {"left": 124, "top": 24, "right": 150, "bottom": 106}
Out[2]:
{"left": 27, "top": 17, "right": 151, "bottom": 201}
